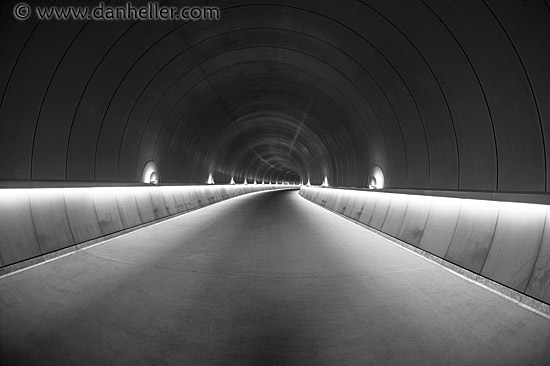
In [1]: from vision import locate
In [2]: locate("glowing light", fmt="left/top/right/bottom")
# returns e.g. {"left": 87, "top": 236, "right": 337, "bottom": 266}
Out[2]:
{"left": 369, "top": 166, "right": 384, "bottom": 189}
{"left": 368, "top": 177, "right": 377, "bottom": 190}
{"left": 306, "top": 178, "right": 311, "bottom": 187}
{"left": 0, "top": 184, "right": 300, "bottom": 211}
{"left": 207, "top": 173, "right": 215, "bottom": 185}
{"left": 230, "top": 177, "right": 235, "bottom": 185}
{"left": 142, "top": 161, "right": 160, "bottom": 184}
{"left": 305, "top": 187, "right": 547, "bottom": 218}
{"left": 321, "top": 176, "right": 329, "bottom": 187}
{"left": 149, "top": 172, "right": 159, "bottom": 185}
{"left": 243, "top": 179, "right": 248, "bottom": 185}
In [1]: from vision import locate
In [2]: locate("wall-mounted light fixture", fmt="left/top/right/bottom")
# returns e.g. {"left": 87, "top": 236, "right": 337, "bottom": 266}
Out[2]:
{"left": 369, "top": 165, "right": 384, "bottom": 189}
{"left": 142, "top": 161, "right": 160, "bottom": 185}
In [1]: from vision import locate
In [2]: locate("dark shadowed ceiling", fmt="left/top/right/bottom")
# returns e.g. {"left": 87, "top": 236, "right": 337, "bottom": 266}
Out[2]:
{"left": 1, "top": 0, "right": 549, "bottom": 190}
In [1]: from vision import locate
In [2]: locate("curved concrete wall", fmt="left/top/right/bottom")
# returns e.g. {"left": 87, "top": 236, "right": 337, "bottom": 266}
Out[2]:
{"left": 0, "top": 185, "right": 294, "bottom": 269}
{"left": 1, "top": 1, "right": 549, "bottom": 189}
{"left": 300, "top": 186, "right": 550, "bottom": 305}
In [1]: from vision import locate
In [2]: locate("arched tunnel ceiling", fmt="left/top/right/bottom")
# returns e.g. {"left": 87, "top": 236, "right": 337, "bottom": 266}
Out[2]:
{"left": 1, "top": 0, "right": 549, "bottom": 191}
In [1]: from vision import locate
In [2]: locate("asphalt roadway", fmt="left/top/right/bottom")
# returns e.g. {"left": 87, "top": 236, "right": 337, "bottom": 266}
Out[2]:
{"left": 1, "top": 189, "right": 549, "bottom": 365}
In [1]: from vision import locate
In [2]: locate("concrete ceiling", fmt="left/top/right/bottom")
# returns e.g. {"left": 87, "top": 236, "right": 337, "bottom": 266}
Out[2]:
{"left": 1, "top": 0, "right": 549, "bottom": 190}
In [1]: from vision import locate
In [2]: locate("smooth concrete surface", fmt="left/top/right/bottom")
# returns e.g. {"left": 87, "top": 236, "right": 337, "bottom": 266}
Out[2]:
{"left": 527, "top": 212, "right": 550, "bottom": 302}
{"left": 300, "top": 187, "right": 550, "bottom": 305}
{"left": 397, "top": 196, "right": 431, "bottom": 246}
{"left": 2, "top": 1, "right": 550, "bottom": 189}
{"left": 381, "top": 196, "right": 409, "bottom": 237}
{"left": 369, "top": 193, "right": 392, "bottom": 231}
{"left": 416, "top": 197, "right": 460, "bottom": 256}
{"left": 0, "top": 192, "right": 40, "bottom": 265}
{"left": 358, "top": 192, "right": 378, "bottom": 225}
{"left": 0, "top": 185, "right": 291, "bottom": 268}
{"left": 446, "top": 203, "right": 499, "bottom": 272}
{"left": 1, "top": 190, "right": 549, "bottom": 366}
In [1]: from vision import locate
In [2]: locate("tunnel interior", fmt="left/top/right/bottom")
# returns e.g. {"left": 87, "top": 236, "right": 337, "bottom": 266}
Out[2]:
{"left": 2, "top": 2, "right": 550, "bottom": 364}
{"left": 1, "top": 0, "right": 549, "bottom": 191}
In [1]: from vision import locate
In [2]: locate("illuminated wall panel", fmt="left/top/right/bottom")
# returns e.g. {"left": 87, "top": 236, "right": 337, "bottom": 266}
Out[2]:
{"left": 0, "top": 185, "right": 293, "bottom": 269}
{"left": 300, "top": 186, "right": 549, "bottom": 305}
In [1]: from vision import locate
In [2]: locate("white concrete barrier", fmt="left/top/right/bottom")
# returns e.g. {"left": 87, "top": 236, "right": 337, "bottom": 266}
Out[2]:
{"left": 0, "top": 184, "right": 295, "bottom": 270}
{"left": 300, "top": 186, "right": 550, "bottom": 305}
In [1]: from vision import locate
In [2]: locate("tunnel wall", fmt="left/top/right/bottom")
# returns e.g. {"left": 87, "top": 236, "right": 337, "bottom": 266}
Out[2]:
{"left": 0, "top": 184, "right": 293, "bottom": 270}
{"left": 2, "top": 1, "right": 550, "bottom": 190}
{"left": 300, "top": 186, "right": 550, "bottom": 305}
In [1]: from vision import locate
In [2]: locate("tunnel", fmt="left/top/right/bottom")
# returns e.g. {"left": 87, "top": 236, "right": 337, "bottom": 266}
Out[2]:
{"left": 1, "top": 0, "right": 550, "bottom": 365}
